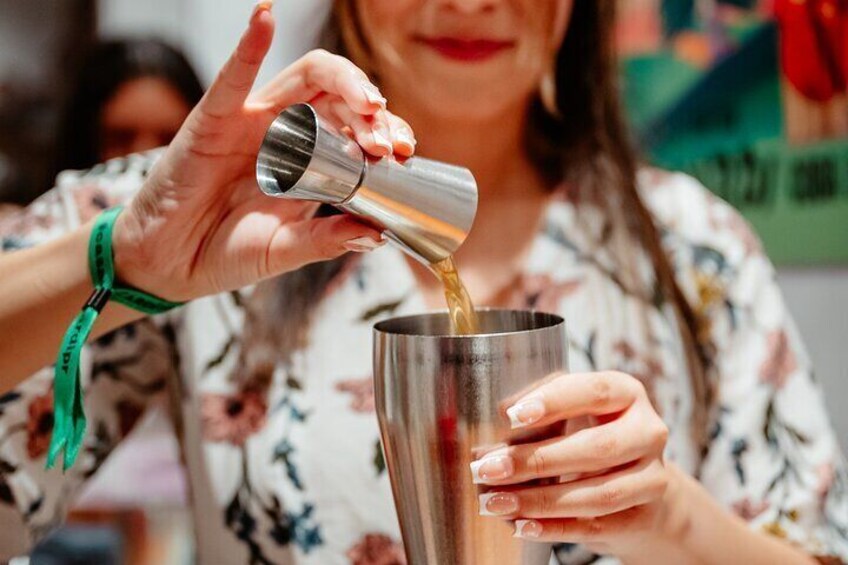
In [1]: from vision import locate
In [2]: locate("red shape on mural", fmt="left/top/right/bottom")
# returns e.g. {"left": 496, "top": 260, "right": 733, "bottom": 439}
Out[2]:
{"left": 775, "top": 0, "right": 847, "bottom": 102}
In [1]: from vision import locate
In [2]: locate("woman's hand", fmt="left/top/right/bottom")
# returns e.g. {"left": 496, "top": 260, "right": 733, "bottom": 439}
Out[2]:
{"left": 113, "top": 3, "right": 416, "bottom": 301}
{"left": 471, "top": 371, "right": 683, "bottom": 558}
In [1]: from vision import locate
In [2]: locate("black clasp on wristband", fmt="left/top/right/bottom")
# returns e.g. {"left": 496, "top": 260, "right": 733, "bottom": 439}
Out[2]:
{"left": 84, "top": 287, "right": 112, "bottom": 313}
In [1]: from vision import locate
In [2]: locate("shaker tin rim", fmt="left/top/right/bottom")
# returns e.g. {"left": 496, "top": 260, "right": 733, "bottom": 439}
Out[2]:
{"left": 372, "top": 308, "right": 564, "bottom": 339}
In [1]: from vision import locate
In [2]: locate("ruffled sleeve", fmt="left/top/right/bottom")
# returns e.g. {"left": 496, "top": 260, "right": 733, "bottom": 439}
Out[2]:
{"left": 0, "top": 151, "right": 181, "bottom": 556}
{"left": 646, "top": 170, "right": 848, "bottom": 561}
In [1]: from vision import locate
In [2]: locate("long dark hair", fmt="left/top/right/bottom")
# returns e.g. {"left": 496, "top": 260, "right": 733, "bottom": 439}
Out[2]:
{"left": 537, "top": 1, "right": 715, "bottom": 459}
{"left": 53, "top": 39, "right": 204, "bottom": 177}
{"left": 245, "top": 0, "right": 716, "bottom": 461}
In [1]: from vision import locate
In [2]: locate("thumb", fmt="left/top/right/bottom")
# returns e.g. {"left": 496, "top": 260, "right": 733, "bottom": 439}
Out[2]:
{"left": 266, "top": 216, "right": 386, "bottom": 276}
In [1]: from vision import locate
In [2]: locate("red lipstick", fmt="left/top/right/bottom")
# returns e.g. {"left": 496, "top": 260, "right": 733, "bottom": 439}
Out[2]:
{"left": 417, "top": 37, "right": 515, "bottom": 62}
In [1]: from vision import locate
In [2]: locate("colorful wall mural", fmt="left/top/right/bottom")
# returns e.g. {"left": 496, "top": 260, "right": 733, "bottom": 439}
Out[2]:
{"left": 619, "top": 0, "right": 847, "bottom": 263}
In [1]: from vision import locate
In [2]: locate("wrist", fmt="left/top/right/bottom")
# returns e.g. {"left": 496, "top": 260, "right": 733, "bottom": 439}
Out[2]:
{"left": 616, "top": 463, "right": 695, "bottom": 564}
{"left": 642, "top": 463, "right": 818, "bottom": 565}
{"left": 111, "top": 208, "right": 183, "bottom": 302}
{"left": 655, "top": 463, "right": 696, "bottom": 546}
{"left": 111, "top": 208, "right": 145, "bottom": 286}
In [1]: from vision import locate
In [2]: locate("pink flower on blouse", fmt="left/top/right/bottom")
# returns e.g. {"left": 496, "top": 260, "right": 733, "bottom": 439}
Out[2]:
{"left": 817, "top": 463, "right": 836, "bottom": 502}
{"left": 0, "top": 205, "right": 54, "bottom": 239}
{"left": 335, "top": 378, "right": 375, "bottom": 413}
{"left": 346, "top": 533, "right": 406, "bottom": 565}
{"left": 201, "top": 389, "right": 267, "bottom": 446}
{"left": 704, "top": 188, "right": 762, "bottom": 258}
{"left": 613, "top": 340, "right": 665, "bottom": 382}
{"left": 733, "top": 498, "right": 771, "bottom": 520}
{"left": 116, "top": 399, "right": 143, "bottom": 438}
{"left": 506, "top": 274, "right": 582, "bottom": 313}
{"left": 26, "top": 392, "right": 54, "bottom": 459}
{"left": 0, "top": 204, "right": 22, "bottom": 225}
{"left": 72, "top": 185, "right": 117, "bottom": 223}
{"left": 759, "top": 330, "right": 798, "bottom": 389}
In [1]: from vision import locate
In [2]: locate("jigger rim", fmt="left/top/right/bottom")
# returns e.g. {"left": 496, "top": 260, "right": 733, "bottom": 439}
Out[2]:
{"left": 373, "top": 308, "right": 564, "bottom": 339}
{"left": 255, "top": 103, "right": 320, "bottom": 197}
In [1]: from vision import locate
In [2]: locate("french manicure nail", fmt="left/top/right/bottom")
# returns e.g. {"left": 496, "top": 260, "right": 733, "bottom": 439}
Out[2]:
{"left": 470, "top": 455, "right": 514, "bottom": 484}
{"left": 344, "top": 237, "right": 385, "bottom": 253}
{"left": 253, "top": 0, "right": 273, "bottom": 14}
{"left": 513, "top": 519, "right": 542, "bottom": 539}
{"left": 506, "top": 397, "right": 545, "bottom": 429}
{"left": 479, "top": 492, "right": 520, "bottom": 516}
{"left": 360, "top": 82, "right": 387, "bottom": 106}
{"left": 372, "top": 129, "right": 393, "bottom": 152}
{"left": 396, "top": 127, "right": 416, "bottom": 151}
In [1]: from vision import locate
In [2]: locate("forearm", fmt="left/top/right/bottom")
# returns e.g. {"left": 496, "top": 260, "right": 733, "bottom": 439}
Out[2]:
{"left": 0, "top": 224, "right": 144, "bottom": 390}
{"left": 623, "top": 464, "right": 815, "bottom": 565}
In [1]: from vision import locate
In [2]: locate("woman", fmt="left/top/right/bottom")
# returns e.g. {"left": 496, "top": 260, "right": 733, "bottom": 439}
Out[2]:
{"left": 0, "top": 1, "right": 845, "bottom": 563}
{"left": 0, "top": 40, "right": 204, "bottom": 231}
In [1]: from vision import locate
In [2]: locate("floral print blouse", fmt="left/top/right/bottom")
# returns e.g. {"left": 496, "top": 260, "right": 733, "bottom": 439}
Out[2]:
{"left": 0, "top": 151, "right": 846, "bottom": 565}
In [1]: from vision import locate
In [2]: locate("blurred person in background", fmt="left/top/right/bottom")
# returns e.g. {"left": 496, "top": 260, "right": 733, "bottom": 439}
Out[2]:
{"left": 53, "top": 39, "right": 204, "bottom": 185}
{"left": 47, "top": 39, "right": 205, "bottom": 547}
{"left": 0, "top": 2, "right": 846, "bottom": 565}
{"left": 0, "top": 40, "right": 203, "bottom": 247}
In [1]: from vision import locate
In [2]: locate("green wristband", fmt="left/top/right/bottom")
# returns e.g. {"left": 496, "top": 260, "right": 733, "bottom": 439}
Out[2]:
{"left": 47, "top": 206, "right": 183, "bottom": 471}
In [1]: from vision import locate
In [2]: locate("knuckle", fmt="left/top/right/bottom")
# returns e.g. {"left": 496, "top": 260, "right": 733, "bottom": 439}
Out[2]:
{"left": 309, "top": 48, "right": 331, "bottom": 60}
{"left": 301, "top": 49, "right": 321, "bottom": 64}
{"left": 593, "top": 431, "right": 618, "bottom": 460}
{"left": 652, "top": 421, "right": 670, "bottom": 449}
{"left": 309, "top": 220, "right": 337, "bottom": 259}
{"left": 582, "top": 518, "right": 604, "bottom": 538}
{"left": 620, "top": 371, "right": 647, "bottom": 397}
{"left": 609, "top": 370, "right": 642, "bottom": 397}
{"left": 597, "top": 486, "right": 624, "bottom": 510}
{"left": 536, "top": 490, "right": 558, "bottom": 516}
{"left": 526, "top": 449, "right": 549, "bottom": 477}
{"left": 589, "top": 373, "right": 612, "bottom": 409}
{"left": 329, "top": 52, "right": 365, "bottom": 78}
{"left": 303, "top": 49, "right": 332, "bottom": 70}
{"left": 652, "top": 473, "right": 670, "bottom": 498}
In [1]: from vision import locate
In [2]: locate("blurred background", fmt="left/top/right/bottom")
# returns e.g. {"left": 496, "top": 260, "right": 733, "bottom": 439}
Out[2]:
{"left": 0, "top": 0, "right": 845, "bottom": 563}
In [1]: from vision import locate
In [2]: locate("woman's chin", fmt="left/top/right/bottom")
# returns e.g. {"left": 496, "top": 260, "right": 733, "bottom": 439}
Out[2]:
{"left": 413, "top": 85, "right": 526, "bottom": 124}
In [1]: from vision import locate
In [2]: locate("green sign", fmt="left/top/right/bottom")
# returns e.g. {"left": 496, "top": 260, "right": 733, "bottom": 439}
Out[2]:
{"left": 683, "top": 139, "right": 848, "bottom": 264}
{"left": 623, "top": 22, "right": 848, "bottom": 265}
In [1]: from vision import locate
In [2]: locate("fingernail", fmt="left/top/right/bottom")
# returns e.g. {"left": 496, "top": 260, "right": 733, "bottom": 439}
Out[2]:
{"left": 396, "top": 127, "right": 416, "bottom": 152}
{"left": 506, "top": 397, "right": 545, "bottom": 429}
{"left": 360, "top": 82, "right": 387, "bottom": 107}
{"left": 372, "top": 128, "right": 393, "bottom": 153}
{"left": 344, "top": 236, "right": 385, "bottom": 253}
{"left": 470, "top": 455, "right": 514, "bottom": 484}
{"left": 479, "top": 492, "right": 520, "bottom": 516}
{"left": 253, "top": 1, "right": 273, "bottom": 14}
{"left": 513, "top": 519, "right": 542, "bottom": 539}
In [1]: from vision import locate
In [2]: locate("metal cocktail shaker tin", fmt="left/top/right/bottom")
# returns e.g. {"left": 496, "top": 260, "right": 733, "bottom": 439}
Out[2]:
{"left": 373, "top": 309, "right": 567, "bottom": 564}
{"left": 256, "top": 103, "right": 478, "bottom": 264}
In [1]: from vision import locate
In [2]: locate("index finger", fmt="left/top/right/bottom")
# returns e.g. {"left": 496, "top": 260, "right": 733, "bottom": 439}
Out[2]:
{"left": 249, "top": 49, "right": 386, "bottom": 116}
{"left": 198, "top": 2, "right": 275, "bottom": 119}
{"left": 504, "top": 372, "right": 643, "bottom": 430}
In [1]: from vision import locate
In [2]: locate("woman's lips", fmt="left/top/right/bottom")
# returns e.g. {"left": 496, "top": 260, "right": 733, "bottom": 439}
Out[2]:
{"left": 416, "top": 37, "right": 515, "bottom": 62}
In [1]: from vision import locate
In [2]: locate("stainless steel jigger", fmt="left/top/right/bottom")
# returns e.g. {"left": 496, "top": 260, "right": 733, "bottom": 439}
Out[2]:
{"left": 256, "top": 103, "right": 478, "bottom": 264}
{"left": 374, "top": 309, "right": 567, "bottom": 564}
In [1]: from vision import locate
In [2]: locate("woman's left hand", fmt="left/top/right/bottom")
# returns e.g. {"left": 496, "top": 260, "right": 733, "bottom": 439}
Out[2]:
{"left": 471, "top": 371, "right": 683, "bottom": 557}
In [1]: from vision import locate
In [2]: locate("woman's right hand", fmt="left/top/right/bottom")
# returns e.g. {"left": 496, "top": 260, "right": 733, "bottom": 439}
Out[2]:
{"left": 112, "top": 3, "right": 417, "bottom": 302}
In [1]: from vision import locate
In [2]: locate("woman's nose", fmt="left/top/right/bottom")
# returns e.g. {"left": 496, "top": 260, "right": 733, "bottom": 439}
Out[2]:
{"left": 438, "top": 0, "right": 499, "bottom": 14}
